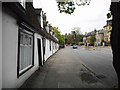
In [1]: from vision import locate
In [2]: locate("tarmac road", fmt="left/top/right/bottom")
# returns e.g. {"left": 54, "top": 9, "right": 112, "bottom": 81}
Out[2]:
{"left": 21, "top": 46, "right": 118, "bottom": 88}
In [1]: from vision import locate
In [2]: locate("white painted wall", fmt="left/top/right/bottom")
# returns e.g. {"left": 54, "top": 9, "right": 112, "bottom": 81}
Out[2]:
{"left": 2, "top": 11, "right": 39, "bottom": 88}
{"left": 52, "top": 42, "right": 56, "bottom": 54}
{"left": 44, "top": 39, "right": 52, "bottom": 61}
{"left": 2, "top": 7, "right": 59, "bottom": 88}
{"left": 44, "top": 39, "right": 59, "bottom": 61}
{"left": 0, "top": 2, "right": 2, "bottom": 90}
{"left": 34, "top": 33, "right": 44, "bottom": 66}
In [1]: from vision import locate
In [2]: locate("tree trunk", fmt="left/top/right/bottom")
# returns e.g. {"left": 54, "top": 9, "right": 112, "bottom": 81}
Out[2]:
{"left": 110, "top": 2, "right": 120, "bottom": 88}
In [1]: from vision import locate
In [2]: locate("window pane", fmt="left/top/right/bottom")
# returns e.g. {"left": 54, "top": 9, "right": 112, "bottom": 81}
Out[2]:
{"left": 19, "top": 30, "right": 33, "bottom": 74}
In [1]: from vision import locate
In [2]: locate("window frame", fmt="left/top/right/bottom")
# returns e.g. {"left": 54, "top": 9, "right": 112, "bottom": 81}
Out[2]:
{"left": 17, "top": 27, "right": 34, "bottom": 78}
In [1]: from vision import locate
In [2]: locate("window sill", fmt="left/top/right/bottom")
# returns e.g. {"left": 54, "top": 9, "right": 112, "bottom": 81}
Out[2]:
{"left": 17, "top": 65, "right": 34, "bottom": 78}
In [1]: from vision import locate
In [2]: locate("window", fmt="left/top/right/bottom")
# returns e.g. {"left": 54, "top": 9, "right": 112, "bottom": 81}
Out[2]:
{"left": 19, "top": 0, "right": 26, "bottom": 9}
{"left": 18, "top": 28, "right": 34, "bottom": 77}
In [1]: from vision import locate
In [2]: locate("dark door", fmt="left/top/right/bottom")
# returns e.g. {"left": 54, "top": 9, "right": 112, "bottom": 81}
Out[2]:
{"left": 37, "top": 39, "right": 43, "bottom": 66}
{"left": 42, "top": 38, "right": 45, "bottom": 64}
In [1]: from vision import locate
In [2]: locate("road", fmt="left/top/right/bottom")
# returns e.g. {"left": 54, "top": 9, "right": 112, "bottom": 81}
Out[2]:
{"left": 21, "top": 46, "right": 118, "bottom": 88}
{"left": 67, "top": 46, "right": 118, "bottom": 87}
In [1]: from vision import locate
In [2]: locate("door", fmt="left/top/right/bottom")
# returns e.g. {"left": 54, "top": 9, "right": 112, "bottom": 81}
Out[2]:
{"left": 37, "top": 39, "right": 43, "bottom": 66}
{"left": 42, "top": 38, "right": 45, "bottom": 64}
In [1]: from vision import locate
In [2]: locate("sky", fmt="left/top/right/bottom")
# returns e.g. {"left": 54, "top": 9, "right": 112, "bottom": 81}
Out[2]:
{"left": 33, "top": 0, "right": 111, "bottom": 35}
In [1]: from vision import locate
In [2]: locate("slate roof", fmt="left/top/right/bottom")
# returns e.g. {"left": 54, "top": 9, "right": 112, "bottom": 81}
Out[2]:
{"left": 2, "top": 2, "right": 58, "bottom": 43}
{"left": 97, "top": 29, "right": 104, "bottom": 34}
{"left": 87, "top": 31, "right": 96, "bottom": 36}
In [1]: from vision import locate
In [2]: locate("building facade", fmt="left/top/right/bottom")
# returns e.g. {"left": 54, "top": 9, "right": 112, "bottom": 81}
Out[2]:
{"left": 1, "top": 1, "right": 59, "bottom": 88}
{"left": 103, "top": 20, "right": 112, "bottom": 45}
{"left": 83, "top": 24, "right": 111, "bottom": 47}
{"left": 95, "top": 29, "right": 104, "bottom": 46}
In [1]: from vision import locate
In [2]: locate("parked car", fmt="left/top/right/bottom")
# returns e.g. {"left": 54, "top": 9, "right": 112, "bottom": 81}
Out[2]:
{"left": 73, "top": 45, "right": 78, "bottom": 49}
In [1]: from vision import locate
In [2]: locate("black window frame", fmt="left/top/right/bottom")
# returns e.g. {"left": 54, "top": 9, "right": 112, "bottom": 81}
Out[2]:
{"left": 17, "top": 26, "right": 34, "bottom": 78}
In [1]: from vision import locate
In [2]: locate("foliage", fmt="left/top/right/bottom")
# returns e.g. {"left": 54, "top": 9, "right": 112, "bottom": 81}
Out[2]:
{"left": 107, "top": 12, "right": 112, "bottom": 19}
{"left": 101, "top": 39, "right": 104, "bottom": 43}
{"left": 66, "top": 34, "right": 74, "bottom": 44}
{"left": 71, "top": 27, "right": 83, "bottom": 43}
{"left": 90, "top": 35, "right": 96, "bottom": 45}
{"left": 57, "top": 1, "right": 75, "bottom": 14}
{"left": 65, "top": 33, "right": 84, "bottom": 45}
{"left": 52, "top": 27, "right": 65, "bottom": 44}
{"left": 76, "top": 34, "right": 84, "bottom": 42}
{"left": 56, "top": 0, "right": 91, "bottom": 14}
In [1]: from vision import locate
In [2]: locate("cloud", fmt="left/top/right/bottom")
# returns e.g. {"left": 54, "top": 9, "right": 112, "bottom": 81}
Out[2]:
{"left": 33, "top": 0, "right": 111, "bottom": 35}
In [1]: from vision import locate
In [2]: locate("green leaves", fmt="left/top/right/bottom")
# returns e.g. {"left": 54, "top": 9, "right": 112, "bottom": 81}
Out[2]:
{"left": 57, "top": 0, "right": 91, "bottom": 14}
{"left": 52, "top": 27, "right": 65, "bottom": 44}
{"left": 90, "top": 35, "right": 96, "bottom": 45}
{"left": 107, "top": 12, "right": 111, "bottom": 19}
{"left": 57, "top": 1, "right": 76, "bottom": 14}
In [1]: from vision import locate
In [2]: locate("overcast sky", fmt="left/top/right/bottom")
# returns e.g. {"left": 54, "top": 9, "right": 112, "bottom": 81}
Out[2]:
{"left": 33, "top": 0, "right": 111, "bottom": 35}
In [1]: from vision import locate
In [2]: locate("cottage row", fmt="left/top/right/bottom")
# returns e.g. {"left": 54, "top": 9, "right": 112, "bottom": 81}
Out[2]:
{"left": 0, "top": 1, "right": 59, "bottom": 89}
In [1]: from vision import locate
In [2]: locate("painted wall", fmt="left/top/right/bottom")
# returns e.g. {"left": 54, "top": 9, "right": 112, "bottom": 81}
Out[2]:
{"left": 34, "top": 33, "right": 44, "bottom": 66}
{"left": 2, "top": 11, "right": 39, "bottom": 88}
{"left": 44, "top": 39, "right": 52, "bottom": 61}
{"left": 0, "top": 2, "right": 2, "bottom": 90}
{"left": 2, "top": 7, "right": 59, "bottom": 88}
{"left": 44, "top": 39, "right": 59, "bottom": 61}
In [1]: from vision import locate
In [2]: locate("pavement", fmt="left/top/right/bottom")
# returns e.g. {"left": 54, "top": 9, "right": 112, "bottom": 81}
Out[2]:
{"left": 20, "top": 46, "right": 117, "bottom": 88}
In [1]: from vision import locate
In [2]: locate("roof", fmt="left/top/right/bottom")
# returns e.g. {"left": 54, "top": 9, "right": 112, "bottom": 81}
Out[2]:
{"left": 35, "top": 8, "right": 42, "bottom": 15}
{"left": 2, "top": 2, "right": 58, "bottom": 43}
{"left": 97, "top": 29, "right": 104, "bottom": 34}
{"left": 87, "top": 31, "right": 96, "bottom": 36}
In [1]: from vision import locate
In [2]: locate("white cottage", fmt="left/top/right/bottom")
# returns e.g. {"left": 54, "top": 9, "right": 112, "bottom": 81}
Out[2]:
{"left": 1, "top": 1, "right": 59, "bottom": 89}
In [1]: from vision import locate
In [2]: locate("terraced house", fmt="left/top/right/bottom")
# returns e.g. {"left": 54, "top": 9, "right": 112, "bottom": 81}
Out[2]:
{"left": 1, "top": 0, "right": 59, "bottom": 88}
{"left": 103, "top": 19, "right": 112, "bottom": 45}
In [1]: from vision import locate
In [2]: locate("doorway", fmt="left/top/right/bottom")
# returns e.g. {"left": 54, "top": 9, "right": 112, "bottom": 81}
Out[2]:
{"left": 42, "top": 38, "right": 46, "bottom": 64}
{"left": 37, "top": 38, "right": 43, "bottom": 66}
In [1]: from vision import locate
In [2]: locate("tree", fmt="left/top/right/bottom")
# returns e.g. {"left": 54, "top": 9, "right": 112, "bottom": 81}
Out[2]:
{"left": 107, "top": 12, "right": 112, "bottom": 19}
{"left": 71, "top": 27, "right": 83, "bottom": 44}
{"left": 52, "top": 27, "right": 65, "bottom": 44}
{"left": 57, "top": 1, "right": 75, "bottom": 14}
{"left": 66, "top": 33, "right": 74, "bottom": 44}
{"left": 65, "top": 29, "right": 83, "bottom": 45}
{"left": 90, "top": 35, "right": 96, "bottom": 45}
{"left": 56, "top": 0, "right": 91, "bottom": 14}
